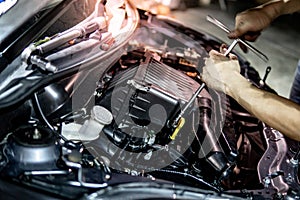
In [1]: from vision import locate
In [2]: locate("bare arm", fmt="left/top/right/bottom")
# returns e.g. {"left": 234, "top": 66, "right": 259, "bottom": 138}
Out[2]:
{"left": 229, "top": 0, "right": 300, "bottom": 40}
{"left": 202, "top": 50, "right": 300, "bottom": 141}
{"left": 227, "top": 71, "right": 300, "bottom": 141}
{"left": 268, "top": 0, "right": 300, "bottom": 16}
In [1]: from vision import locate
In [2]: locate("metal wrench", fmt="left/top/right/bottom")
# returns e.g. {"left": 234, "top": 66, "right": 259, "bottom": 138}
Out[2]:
{"left": 206, "top": 15, "right": 269, "bottom": 62}
{"left": 223, "top": 39, "right": 239, "bottom": 57}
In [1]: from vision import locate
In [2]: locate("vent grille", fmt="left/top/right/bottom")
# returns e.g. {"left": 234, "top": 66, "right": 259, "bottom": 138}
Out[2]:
{"left": 134, "top": 57, "right": 200, "bottom": 102}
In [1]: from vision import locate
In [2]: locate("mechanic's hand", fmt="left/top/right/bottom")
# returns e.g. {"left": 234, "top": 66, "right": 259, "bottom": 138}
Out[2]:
{"left": 228, "top": 7, "right": 273, "bottom": 41}
{"left": 201, "top": 46, "right": 240, "bottom": 95}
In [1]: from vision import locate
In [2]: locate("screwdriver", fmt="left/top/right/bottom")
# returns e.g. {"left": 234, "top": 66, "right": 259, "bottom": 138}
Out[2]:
{"left": 170, "top": 82, "right": 205, "bottom": 140}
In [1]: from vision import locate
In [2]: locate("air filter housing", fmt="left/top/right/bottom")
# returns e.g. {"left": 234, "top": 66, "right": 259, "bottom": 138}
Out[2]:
{"left": 97, "top": 53, "right": 200, "bottom": 132}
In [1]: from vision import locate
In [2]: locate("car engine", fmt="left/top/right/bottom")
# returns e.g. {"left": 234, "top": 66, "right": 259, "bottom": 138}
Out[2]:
{"left": 0, "top": 0, "right": 299, "bottom": 199}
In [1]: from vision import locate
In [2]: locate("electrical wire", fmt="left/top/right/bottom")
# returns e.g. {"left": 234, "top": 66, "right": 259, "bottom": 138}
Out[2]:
{"left": 33, "top": 92, "right": 68, "bottom": 141}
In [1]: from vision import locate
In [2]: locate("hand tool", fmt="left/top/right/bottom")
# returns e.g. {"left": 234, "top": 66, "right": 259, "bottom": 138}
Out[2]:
{"left": 206, "top": 15, "right": 269, "bottom": 62}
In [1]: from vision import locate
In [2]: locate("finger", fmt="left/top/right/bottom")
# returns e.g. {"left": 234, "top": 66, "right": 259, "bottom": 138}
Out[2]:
{"left": 219, "top": 43, "right": 228, "bottom": 54}
{"left": 233, "top": 16, "right": 249, "bottom": 36}
{"left": 199, "top": 71, "right": 205, "bottom": 82}
{"left": 208, "top": 49, "right": 222, "bottom": 57}
{"left": 229, "top": 53, "right": 238, "bottom": 60}
{"left": 209, "top": 52, "right": 225, "bottom": 62}
{"left": 218, "top": 45, "right": 237, "bottom": 60}
{"left": 244, "top": 32, "right": 260, "bottom": 42}
{"left": 204, "top": 56, "right": 211, "bottom": 65}
{"left": 229, "top": 30, "right": 260, "bottom": 42}
{"left": 228, "top": 27, "right": 246, "bottom": 39}
{"left": 200, "top": 67, "right": 208, "bottom": 82}
{"left": 228, "top": 30, "right": 239, "bottom": 39}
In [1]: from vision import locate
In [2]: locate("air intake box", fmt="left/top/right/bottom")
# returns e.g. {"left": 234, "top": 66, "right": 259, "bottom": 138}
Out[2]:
{"left": 97, "top": 53, "right": 200, "bottom": 132}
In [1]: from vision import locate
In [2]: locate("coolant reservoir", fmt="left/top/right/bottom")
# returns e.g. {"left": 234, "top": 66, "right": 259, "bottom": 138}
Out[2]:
{"left": 78, "top": 105, "right": 113, "bottom": 141}
{"left": 62, "top": 106, "right": 113, "bottom": 141}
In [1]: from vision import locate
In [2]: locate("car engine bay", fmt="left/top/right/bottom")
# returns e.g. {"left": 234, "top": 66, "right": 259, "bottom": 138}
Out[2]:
{"left": 0, "top": 0, "right": 299, "bottom": 199}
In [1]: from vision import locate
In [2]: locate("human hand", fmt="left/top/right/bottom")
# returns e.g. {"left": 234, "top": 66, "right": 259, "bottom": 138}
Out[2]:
{"left": 228, "top": 7, "right": 273, "bottom": 42}
{"left": 201, "top": 46, "right": 240, "bottom": 95}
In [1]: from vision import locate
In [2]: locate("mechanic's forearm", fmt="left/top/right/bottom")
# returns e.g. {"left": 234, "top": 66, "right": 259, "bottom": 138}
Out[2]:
{"left": 226, "top": 72, "right": 300, "bottom": 141}
{"left": 260, "top": 0, "right": 300, "bottom": 19}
